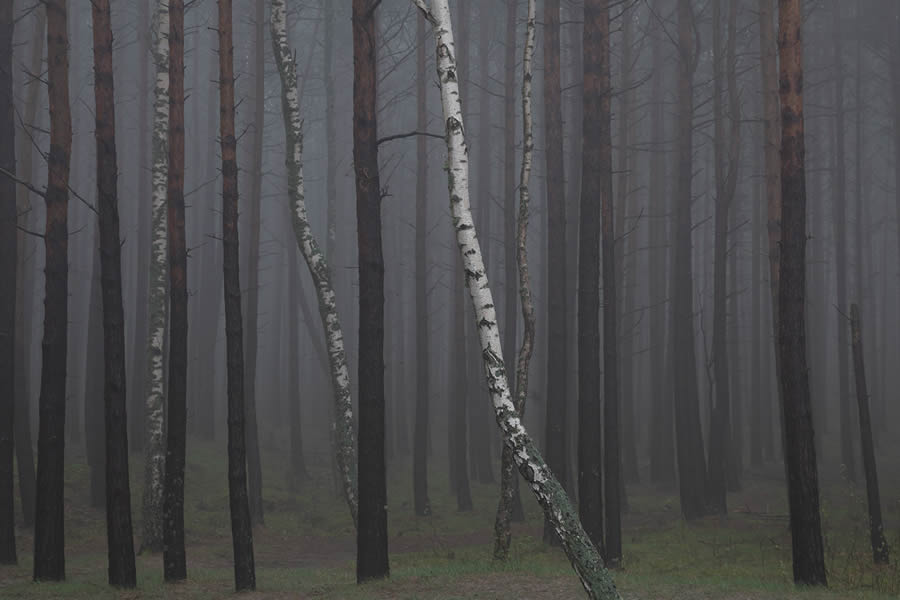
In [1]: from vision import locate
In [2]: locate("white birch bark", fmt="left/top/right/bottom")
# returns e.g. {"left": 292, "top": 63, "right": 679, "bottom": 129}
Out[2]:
{"left": 494, "top": 0, "right": 537, "bottom": 560}
{"left": 140, "top": 1, "right": 169, "bottom": 552}
{"left": 271, "top": 0, "right": 358, "bottom": 527}
{"left": 412, "top": 1, "right": 618, "bottom": 597}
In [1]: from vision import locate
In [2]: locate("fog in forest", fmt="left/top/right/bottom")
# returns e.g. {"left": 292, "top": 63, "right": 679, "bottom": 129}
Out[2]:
{"left": 2, "top": 0, "right": 900, "bottom": 597}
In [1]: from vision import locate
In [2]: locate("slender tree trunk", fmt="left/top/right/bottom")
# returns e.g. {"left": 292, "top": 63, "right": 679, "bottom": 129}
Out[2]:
{"left": 672, "top": 0, "right": 707, "bottom": 521}
{"left": 543, "top": 0, "right": 569, "bottom": 543}
{"left": 849, "top": 304, "right": 889, "bottom": 565}
{"left": 33, "top": 0, "right": 72, "bottom": 581}
{"left": 287, "top": 241, "right": 308, "bottom": 484}
{"left": 501, "top": 0, "right": 525, "bottom": 525}
{"left": 91, "top": 0, "right": 137, "bottom": 585}
{"left": 648, "top": 26, "right": 675, "bottom": 489}
{"left": 451, "top": 264, "right": 473, "bottom": 511}
{"left": 750, "top": 153, "right": 762, "bottom": 467}
{"left": 777, "top": 0, "right": 827, "bottom": 585}
{"left": 162, "top": 0, "right": 187, "bottom": 581}
{"left": 412, "top": 4, "right": 619, "bottom": 597}
{"left": 217, "top": 0, "right": 256, "bottom": 589}
{"left": 13, "top": 5, "right": 43, "bottom": 530}
{"left": 592, "top": 0, "right": 621, "bottom": 564}
{"left": 271, "top": 0, "right": 358, "bottom": 527}
{"left": 413, "top": 12, "right": 431, "bottom": 518}
{"left": 494, "top": 0, "right": 536, "bottom": 560}
{"left": 0, "top": 0, "right": 16, "bottom": 565}
{"left": 579, "top": 0, "right": 606, "bottom": 553}
{"left": 140, "top": 0, "right": 169, "bottom": 554}
{"left": 243, "top": 0, "right": 265, "bottom": 527}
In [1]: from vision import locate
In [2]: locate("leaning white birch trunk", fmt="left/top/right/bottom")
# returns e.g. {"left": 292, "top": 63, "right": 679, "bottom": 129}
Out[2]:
{"left": 271, "top": 0, "right": 358, "bottom": 527}
{"left": 494, "top": 0, "right": 536, "bottom": 560}
{"left": 412, "top": 1, "right": 618, "bottom": 597}
{"left": 140, "top": 2, "right": 170, "bottom": 553}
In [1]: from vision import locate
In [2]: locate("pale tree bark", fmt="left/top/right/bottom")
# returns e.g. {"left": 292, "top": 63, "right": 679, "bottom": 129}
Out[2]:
{"left": 140, "top": 0, "right": 169, "bottom": 554}
{"left": 271, "top": 0, "right": 357, "bottom": 527}
{"left": 494, "top": 0, "right": 536, "bottom": 561}
{"left": 412, "top": 2, "right": 618, "bottom": 597}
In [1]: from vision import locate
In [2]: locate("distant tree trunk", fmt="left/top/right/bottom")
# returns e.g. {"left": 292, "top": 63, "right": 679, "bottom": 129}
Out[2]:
{"left": 590, "top": 0, "right": 621, "bottom": 565}
{"left": 0, "top": 0, "right": 17, "bottom": 565}
{"left": 33, "top": 0, "right": 72, "bottom": 581}
{"left": 413, "top": 4, "right": 619, "bottom": 597}
{"left": 494, "top": 0, "right": 535, "bottom": 560}
{"left": 451, "top": 266, "right": 473, "bottom": 512}
{"left": 579, "top": 0, "right": 606, "bottom": 553}
{"left": 849, "top": 304, "right": 889, "bottom": 565}
{"left": 750, "top": 156, "right": 762, "bottom": 467}
{"left": 85, "top": 243, "right": 106, "bottom": 509}
{"left": 271, "top": 0, "right": 358, "bottom": 527}
{"left": 648, "top": 26, "right": 675, "bottom": 489}
{"left": 501, "top": 0, "right": 524, "bottom": 525}
{"left": 129, "top": 0, "right": 151, "bottom": 455}
{"left": 287, "top": 242, "right": 308, "bottom": 485}
{"left": 672, "top": 0, "right": 707, "bottom": 521}
{"left": 777, "top": 0, "right": 827, "bottom": 585}
{"left": 243, "top": 0, "right": 265, "bottom": 527}
{"left": 413, "top": 12, "right": 431, "bottom": 519}
{"left": 91, "top": 0, "right": 137, "bottom": 585}
{"left": 217, "top": 0, "right": 256, "bottom": 589}
{"left": 140, "top": 0, "right": 169, "bottom": 554}
{"left": 543, "top": 0, "right": 569, "bottom": 543}
{"left": 352, "top": 0, "right": 388, "bottom": 583}
{"left": 162, "top": 0, "right": 188, "bottom": 581}
{"left": 759, "top": 0, "right": 781, "bottom": 464}
{"left": 830, "top": 0, "right": 853, "bottom": 484}
{"left": 13, "top": 5, "right": 43, "bottom": 531}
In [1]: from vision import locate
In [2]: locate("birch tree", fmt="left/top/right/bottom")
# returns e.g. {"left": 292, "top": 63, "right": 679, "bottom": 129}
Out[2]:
{"left": 494, "top": 0, "right": 536, "bottom": 561}
{"left": 412, "top": 2, "right": 618, "bottom": 597}
{"left": 140, "top": 0, "right": 169, "bottom": 554}
{"left": 270, "top": 0, "right": 357, "bottom": 527}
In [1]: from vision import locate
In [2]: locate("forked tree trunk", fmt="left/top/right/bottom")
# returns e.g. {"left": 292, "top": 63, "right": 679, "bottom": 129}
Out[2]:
{"left": 777, "top": 0, "right": 827, "bottom": 585}
{"left": 412, "top": 2, "right": 619, "bottom": 597}
{"left": 217, "top": 0, "right": 256, "bottom": 589}
{"left": 33, "top": 0, "right": 72, "bottom": 581}
{"left": 162, "top": 0, "right": 187, "bottom": 581}
{"left": 494, "top": 0, "right": 536, "bottom": 560}
{"left": 140, "top": 0, "right": 170, "bottom": 554}
{"left": 91, "top": 0, "right": 137, "bottom": 585}
{"left": 271, "top": 0, "right": 358, "bottom": 527}
{"left": 849, "top": 304, "right": 889, "bottom": 565}
{"left": 0, "top": 0, "right": 16, "bottom": 566}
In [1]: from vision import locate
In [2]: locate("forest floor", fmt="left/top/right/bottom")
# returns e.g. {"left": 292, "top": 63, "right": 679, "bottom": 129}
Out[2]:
{"left": 1, "top": 437, "right": 899, "bottom": 599}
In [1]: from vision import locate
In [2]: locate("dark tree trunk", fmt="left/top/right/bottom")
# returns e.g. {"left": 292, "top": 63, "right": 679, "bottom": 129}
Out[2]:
{"left": 244, "top": 0, "right": 265, "bottom": 527}
{"left": 33, "top": 0, "right": 72, "bottom": 581}
{"left": 672, "top": 0, "right": 708, "bottom": 521}
{"left": 592, "top": 0, "right": 621, "bottom": 566}
{"left": 579, "top": 0, "right": 606, "bottom": 554}
{"left": 162, "top": 0, "right": 187, "bottom": 581}
{"left": 413, "top": 12, "right": 431, "bottom": 519}
{"left": 543, "top": 0, "right": 568, "bottom": 544}
{"left": 451, "top": 268, "right": 473, "bottom": 512}
{"left": 0, "top": 0, "right": 16, "bottom": 565}
{"left": 85, "top": 244, "right": 106, "bottom": 509}
{"left": 777, "top": 0, "right": 827, "bottom": 585}
{"left": 353, "top": 0, "right": 388, "bottom": 583}
{"left": 648, "top": 25, "right": 675, "bottom": 489}
{"left": 750, "top": 159, "right": 762, "bottom": 467}
{"left": 502, "top": 0, "right": 524, "bottom": 525}
{"left": 218, "top": 0, "right": 256, "bottom": 589}
{"left": 91, "top": 0, "right": 137, "bottom": 585}
{"left": 849, "top": 304, "right": 889, "bottom": 565}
